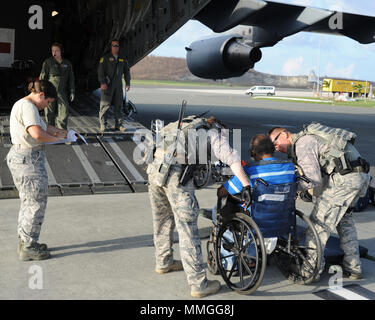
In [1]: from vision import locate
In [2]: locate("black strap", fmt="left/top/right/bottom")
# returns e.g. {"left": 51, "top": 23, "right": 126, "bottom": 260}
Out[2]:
{"left": 350, "top": 157, "right": 370, "bottom": 173}
{"left": 369, "top": 187, "right": 375, "bottom": 206}
{"left": 350, "top": 160, "right": 362, "bottom": 167}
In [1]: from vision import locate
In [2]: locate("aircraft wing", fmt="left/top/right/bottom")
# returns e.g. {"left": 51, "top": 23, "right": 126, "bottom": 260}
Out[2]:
{"left": 195, "top": 0, "right": 375, "bottom": 46}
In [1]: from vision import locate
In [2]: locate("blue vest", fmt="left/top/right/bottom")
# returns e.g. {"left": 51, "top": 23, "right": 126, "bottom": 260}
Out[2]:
{"left": 224, "top": 158, "right": 297, "bottom": 237}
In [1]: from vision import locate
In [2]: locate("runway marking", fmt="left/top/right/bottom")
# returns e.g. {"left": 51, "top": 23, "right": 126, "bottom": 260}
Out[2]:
{"left": 314, "top": 284, "right": 375, "bottom": 300}
{"left": 327, "top": 287, "right": 368, "bottom": 300}
{"left": 254, "top": 96, "right": 331, "bottom": 103}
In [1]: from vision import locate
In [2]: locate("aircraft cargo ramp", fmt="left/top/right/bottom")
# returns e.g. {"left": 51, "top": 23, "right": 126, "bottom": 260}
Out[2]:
{"left": 0, "top": 94, "right": 148, "bottom": 199}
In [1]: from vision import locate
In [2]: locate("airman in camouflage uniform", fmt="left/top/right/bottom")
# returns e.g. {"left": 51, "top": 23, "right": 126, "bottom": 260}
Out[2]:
{"left": 39, "top": 43, "right": 75, "bottom": 130}
{"left": 98, "top": 39, "right": 131, "bottom": 132}
{"left": 7, "top": 80, "right": 66, "bottom": 261}
{"left": 148, "top": 117, "right": 251, "bottom": 298}
{"left": 269, "top": 125, "right": 371, "bottom": 280}
{"left": 7, "top": 146, "right": 49, "bottom": 252}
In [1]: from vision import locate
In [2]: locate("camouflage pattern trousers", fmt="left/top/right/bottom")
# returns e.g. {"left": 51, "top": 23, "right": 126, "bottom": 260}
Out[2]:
{"left": 306, "top": 171, "right": 370, "bottom": 274}
{"left": 148, "top": 163, "right": 208, "bottom": 291}
{"left": 7, "top": 145, "right": 48, "bottom": 244}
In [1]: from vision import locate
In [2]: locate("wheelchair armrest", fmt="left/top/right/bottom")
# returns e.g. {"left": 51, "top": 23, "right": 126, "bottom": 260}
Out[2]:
{"left": 229, "top": 193, "right": 243, "bottom": 203}
{"left": 216, "top": 193, "right": 242, "bottom": 218}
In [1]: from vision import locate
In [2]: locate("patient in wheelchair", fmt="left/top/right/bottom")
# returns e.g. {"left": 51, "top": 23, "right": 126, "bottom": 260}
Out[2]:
{"left": 215, "top": 134, "right": 296, "bottom": 270}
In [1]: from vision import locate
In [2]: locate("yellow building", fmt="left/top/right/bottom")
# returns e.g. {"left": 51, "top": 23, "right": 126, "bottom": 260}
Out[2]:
{"left": 322, "top": 78, "right": 370, "bottom": 95}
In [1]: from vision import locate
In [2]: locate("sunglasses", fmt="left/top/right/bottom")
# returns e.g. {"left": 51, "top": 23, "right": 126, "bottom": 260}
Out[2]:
{"left": 112, "top": 44, "right": 120, "bottom": 48}
{"left": 272, "top": 130, "right": 286, "bottom": 144}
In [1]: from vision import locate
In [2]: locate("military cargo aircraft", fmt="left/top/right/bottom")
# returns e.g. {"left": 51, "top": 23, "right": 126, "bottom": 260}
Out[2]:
{"left": 186, "top": 0, "right": 375, "bottom": 79}
{"left": 0, "top": 0, "right": 211, "bottom": 107}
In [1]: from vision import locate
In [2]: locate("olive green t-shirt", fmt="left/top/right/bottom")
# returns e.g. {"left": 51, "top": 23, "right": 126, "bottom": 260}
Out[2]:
{"left": 9, "top": 98, "right": 47, "bottom": 147}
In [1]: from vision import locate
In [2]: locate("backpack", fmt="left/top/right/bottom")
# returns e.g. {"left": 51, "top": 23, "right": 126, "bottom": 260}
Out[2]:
{"left": 292, "top": 122, "right": 358, "bottom": 174}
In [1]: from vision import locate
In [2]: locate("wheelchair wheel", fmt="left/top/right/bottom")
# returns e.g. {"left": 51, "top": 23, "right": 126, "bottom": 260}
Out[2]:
{"left": 216, "top": 212, "right": 266, "bottom": 295}
{"left": 206, "top": 240, "right": 219, "bottom": 275}
{"left": 193, "top": 163, "right": 211, "bottom": 189}
{"left": 123, "top": 100, "right": 137, "bottom": 118}
{"left": 273, "top": 209, "right": 322, "bottom": 285}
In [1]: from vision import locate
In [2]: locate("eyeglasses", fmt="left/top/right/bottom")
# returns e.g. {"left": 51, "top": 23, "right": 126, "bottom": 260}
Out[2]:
{"left": 272, "top": 130, "right": 286, "bottom": 144}
{"left": 112, "top": 45, "right": 120, "bottom": 48}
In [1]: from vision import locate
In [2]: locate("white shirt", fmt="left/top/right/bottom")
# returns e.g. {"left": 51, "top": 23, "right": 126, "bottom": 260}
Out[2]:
{"left": 9, "top": 98, "right": 47, "bottom": 147}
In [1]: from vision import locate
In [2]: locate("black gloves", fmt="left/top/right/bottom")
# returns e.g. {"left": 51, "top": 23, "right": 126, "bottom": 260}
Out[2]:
{"left": 241, "top": 185, "right": 252, "bottom": 209}
{"left": 300, "top": 190, "right": 313, "bottom": 202}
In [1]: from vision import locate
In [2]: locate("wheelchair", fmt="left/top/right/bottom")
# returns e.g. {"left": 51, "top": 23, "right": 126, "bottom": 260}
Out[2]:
{"left": 206, "top": 178, "right": 322, "bottom": 295}
{"left": 193, "top": 160, "right": 230, "bottom": 189}
{"left": 122, "top": 92, "right": 137, "bottom": 119}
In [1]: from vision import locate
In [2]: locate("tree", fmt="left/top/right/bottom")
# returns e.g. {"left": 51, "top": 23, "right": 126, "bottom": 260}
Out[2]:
{"left": 353, "top": 83, "right": 364, "bottom": 98}
{"left": 322, "top": 80, "right": 330, "bottom": 89}
{"left": 321, "top": 80, "right": 331, "bottom": 98}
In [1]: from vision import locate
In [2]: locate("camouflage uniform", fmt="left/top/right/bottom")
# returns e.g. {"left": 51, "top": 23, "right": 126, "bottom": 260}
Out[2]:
{"left": 148, "top": 128, "right": 240, "bottom": 291}
{"left": 39, "top": 57, "right": 75, "bottom": 130}
{"left": 291, "top": 134, "right": 370, "bottom": 274}
{"left": 98, "top": 53, "right": 131, "bottom": 128}
{"left": 7, "top": 145, "right": 48, "bottom": 244}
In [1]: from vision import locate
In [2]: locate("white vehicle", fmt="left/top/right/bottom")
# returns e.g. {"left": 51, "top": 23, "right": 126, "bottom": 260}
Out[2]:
{"left": 245, "top": 86, "right": 275, "bottom": 96}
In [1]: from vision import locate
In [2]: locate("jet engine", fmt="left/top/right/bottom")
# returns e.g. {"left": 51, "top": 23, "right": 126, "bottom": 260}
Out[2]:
{"left": 186, "top": 34, "right": 262, "bottom": 79}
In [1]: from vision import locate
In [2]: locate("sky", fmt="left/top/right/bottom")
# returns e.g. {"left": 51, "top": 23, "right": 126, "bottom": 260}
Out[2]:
{"left": 150, "top": 0, "right": 375, "bottom": 81}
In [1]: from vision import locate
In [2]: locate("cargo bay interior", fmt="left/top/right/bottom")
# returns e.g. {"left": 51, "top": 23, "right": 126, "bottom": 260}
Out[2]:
{"left": 0, "top": 0, "right": 211, "bottom": 198}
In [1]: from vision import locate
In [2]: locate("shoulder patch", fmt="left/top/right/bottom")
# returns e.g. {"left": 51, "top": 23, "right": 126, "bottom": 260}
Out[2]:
{"left": 119, "top": 58, "right": 124, "bottom": 62}
{"left": 99, "top": 57, "right": 104, "bottom": 63}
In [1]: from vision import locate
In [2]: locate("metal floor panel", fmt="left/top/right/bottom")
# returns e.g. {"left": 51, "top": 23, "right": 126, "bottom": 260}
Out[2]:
{"left": 73, "top": 137, "right": 128, "bottom": 185}
{"left": 98, "top": 136, "right": 148, "bottom": 187}
{"left": 0, "top": 93, "right": 148, "bottom": 198}
{"left": 69, "top": 108, "right": 100, "bottom": 134}
{"left": 0, "top": 136, "right": 144, "bottom": 198}
{"left": 46, "top": 144, "right": 93, "bottom": 185}
{"left": 0, "top": 137, "right": 15, "bottom": 188}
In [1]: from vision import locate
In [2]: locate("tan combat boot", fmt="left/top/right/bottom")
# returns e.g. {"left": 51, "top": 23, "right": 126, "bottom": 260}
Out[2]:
{"left": 155, "top": 260, "right": 183, "bottom": 274}
{"left": 19, "top": 241, "right": 50, "bottom": 261}
{"left": 114, "top": 122, "right": 126, "bottom": 132}
{"left": 18, "top": 238, "right": 48, "bottom": 255}
{"left": 191, "top": 280, "right": 221, "bottom": 298}
{"left": 344, "top": 269, "right": 363, "bottom": 280}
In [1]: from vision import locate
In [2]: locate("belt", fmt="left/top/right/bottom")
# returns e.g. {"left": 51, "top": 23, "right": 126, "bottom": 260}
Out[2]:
{"left": 12, "top": 144, "right": 45, "bottom": 151}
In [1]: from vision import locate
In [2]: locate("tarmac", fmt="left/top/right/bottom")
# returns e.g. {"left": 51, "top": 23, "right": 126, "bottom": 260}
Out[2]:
{"left": 1, "top": 86, "right": 375, "bottom": 301}
{"left": 1, "top": 186, "right": 375, "bottom": 300}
